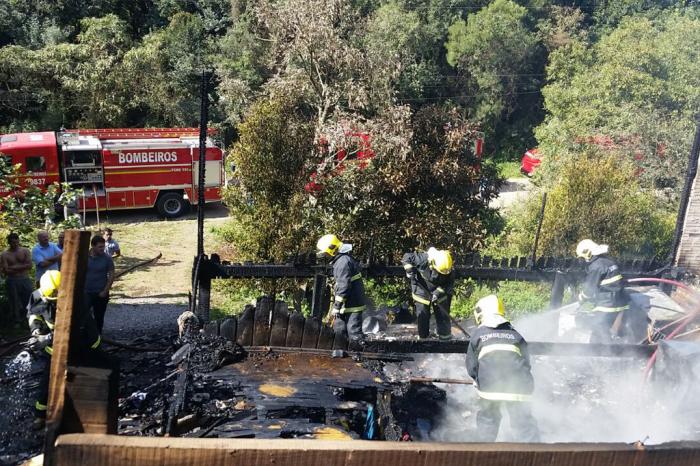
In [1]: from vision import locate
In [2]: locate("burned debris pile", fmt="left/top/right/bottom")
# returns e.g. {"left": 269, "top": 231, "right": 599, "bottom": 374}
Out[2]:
{"left": 117, "top": 324, "right": 447, "bottom": 441}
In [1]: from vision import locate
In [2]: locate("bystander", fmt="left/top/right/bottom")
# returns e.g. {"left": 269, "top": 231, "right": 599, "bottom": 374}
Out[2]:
{"left": 31, "top": 231, "right": 62, "bottom": 286}
{"left": 85, "top": 235, "right": 115, "bottom": 333}
{"left": 0, "top": 233, "right": 34, "bottom": 327}
{"left": 103, "top": 228, "right": 121, "bottom": 258}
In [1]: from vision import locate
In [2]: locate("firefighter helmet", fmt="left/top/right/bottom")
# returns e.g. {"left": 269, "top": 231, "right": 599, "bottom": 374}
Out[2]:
{"left": 427, "top": 247, "right": 453, "bottom": 275}
{"left": 317, "top": 234, "right": 343, "bottom": 259}
{"left": 39, "top": 270, "right": 61, "bottom": 301}
{"left": 474, "top": 295, "right": 507, "bottom": 327}
{"left": 576, "top": 239, "right": 609, "bottom": 261}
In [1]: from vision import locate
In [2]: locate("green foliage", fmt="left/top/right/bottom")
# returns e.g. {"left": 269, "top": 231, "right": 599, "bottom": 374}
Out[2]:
{"left": 497, "top": 160, "right": 524, "bottom": 179}
{"left": 506, "top": 154, "right": 674, "bottom": 259}
{"left": 311, "top": 104, "right": 500, "bottom": 259}
{"left": 219, "top": 96, "right": 314, "bottom": 261}
{"left": 0, "top": 158, "right": 82, "bottom": 245}
{"left": 445, "top": 0, "right": 542, "bottom": 126}
{"left": 451, "top": 280, "right": 551, "bottom": 320}
{"left": 536, "top": 11, "right": 700, "bottom": 195}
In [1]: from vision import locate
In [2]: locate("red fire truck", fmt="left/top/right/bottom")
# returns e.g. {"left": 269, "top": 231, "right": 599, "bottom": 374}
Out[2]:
{"left": 0, "top": 128, "right": 224, "bottom": 218}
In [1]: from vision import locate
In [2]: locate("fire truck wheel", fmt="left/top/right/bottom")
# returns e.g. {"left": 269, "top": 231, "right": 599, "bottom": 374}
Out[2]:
{"left": 156, "top": 192, "right": 188, "bottom": 218}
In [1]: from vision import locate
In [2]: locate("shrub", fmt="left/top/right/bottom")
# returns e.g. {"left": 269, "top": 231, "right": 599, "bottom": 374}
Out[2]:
{"left": 505, "top": 153, "right": 674, "bottom": 259}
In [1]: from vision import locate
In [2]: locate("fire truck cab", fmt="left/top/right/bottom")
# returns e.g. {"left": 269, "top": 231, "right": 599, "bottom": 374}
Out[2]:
{"left": 0, "top": 128, "right": 224, "bottom": 218}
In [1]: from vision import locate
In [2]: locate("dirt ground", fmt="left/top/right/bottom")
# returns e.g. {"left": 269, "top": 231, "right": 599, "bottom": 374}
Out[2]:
{"left": 85, "top": 202, "right": 230, "bottom": 305}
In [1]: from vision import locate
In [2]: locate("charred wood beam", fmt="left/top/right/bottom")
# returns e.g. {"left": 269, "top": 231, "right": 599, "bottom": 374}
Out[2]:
{"left": 243, "top": 346, "right": 413, "bottom": 362}
{"left": 204, "top": 262, "right": 667, "bottom": 283}
{"left": 357, "top": 339, "right": 655, "bottom": 358}
{"left": 165, "top": 346, "right": 191, "bottom": 436}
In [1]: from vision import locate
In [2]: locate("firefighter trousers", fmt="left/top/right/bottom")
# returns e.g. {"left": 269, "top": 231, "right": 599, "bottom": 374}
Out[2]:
{"left": 333, "top": 311, "right": 364, "bottom": 341}
{"left": 476, "top": 399, "right": 540, "bottom": 442}
{"left": 415, "top": 298, "right": 452, "bottom": 339}
{"left": 576, "top": 311, "right": 620, "bottom": 344}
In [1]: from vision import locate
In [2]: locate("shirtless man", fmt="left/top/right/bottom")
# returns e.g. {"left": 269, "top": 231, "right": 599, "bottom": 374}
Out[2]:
{"left": 0, "top": 232, "right": 34, "bottom": 326}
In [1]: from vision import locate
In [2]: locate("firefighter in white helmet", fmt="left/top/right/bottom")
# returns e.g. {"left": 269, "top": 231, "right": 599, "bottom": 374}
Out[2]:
{"left": 316, "top": 234, "right": 366, "bottom": 341}
{"left": 575, "top": 239, "right": 630, "bottom": 343}
{"left": 401, "top": 247, "right": 455, "bottom": 339}
{"left": 466, "top": 295, "right": 539, "bottom": 442}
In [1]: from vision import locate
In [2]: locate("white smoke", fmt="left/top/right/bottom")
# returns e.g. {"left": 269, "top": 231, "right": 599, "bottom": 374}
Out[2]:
{"left": 393, "top": 310, "right": 700, "bottom": 444}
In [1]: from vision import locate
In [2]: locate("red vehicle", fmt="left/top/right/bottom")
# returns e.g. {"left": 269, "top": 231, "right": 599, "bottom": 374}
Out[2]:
{"left": 305, "top": 132, "right": 376, "bottom": 194}
{"left": 520, "top": 148, "right": 542, "bottom": 176}
{"left": 0, "top": 128, "right": 224, "bottom": 218}
{"left": 305, "top": 131, "right": 484, "bottom": 193}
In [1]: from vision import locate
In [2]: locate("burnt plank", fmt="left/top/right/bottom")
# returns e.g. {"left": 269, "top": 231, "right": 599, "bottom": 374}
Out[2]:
{"left": 301, "top": 317, "right": 321, "bottom": 349}
{"left": 220, "top": 318, "right": 237, "bottom": 341}
{"left": 236, "top": 305, "right": 255, "bottom": 347}
{"left": 518, "top": 256, "right": 528, "bottom": 268}
{"left": 285, "top": 312, "right": 305, "bottom": 347}
{"left": 253, "top": 296, "right": 273, "bottom": 346}
{"left": 203, "top": 320, "right": 219, "bottom": 338}
{"left": 509, "top": 257, "right": 519, "bottom": 268}
{"left": 269, "top": 302, "right": 290, "bottom": 346}
{"left": 317, "top": 324, "right": 335, "bottom": 350}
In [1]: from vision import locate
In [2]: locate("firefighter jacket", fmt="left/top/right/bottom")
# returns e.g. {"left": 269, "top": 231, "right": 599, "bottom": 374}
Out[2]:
{"left": 580, "top": 255, "right": 628, "bottom": 313}
{"left": 401, "top": 252, "right": 455, "bottom": 305}
{"left": 466, "top": 322, "right": 534, "bottom": 402}
{"left": 331, "top": 253, "right": 367, "bottom": 314}
{"left": 26, "top": 290, "right": 102, "bottom": 356}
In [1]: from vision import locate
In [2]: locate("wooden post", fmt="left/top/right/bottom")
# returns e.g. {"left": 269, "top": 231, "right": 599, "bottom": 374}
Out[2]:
{"left": 550, "top": 270, "right": 566, "bottom": 309}
{"left": 528, "top": 192, "right": 547, "bottom": 269}
{"left": 311, "top": 273, "right": 327, "bottom": 319}
{"left": 43, "top": 230, "right": 91, "bottom": 466}
{"left": 197, "top": 274, "right": 211, "bottom": 323}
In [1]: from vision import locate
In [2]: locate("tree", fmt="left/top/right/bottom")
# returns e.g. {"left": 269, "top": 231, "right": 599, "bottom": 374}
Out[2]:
{"left": 535, "top": 11, "right": 700, "bottom": 195}
{"left": 53, "top": 15, "right": 134, "bottom": 127}
{"left": 312, "top": 104, "right": 500, "bottom": 259}
{"left": 0, "top": 158, "right": 81, "bottom": 245}
{"left": 121, "top": 12, "right": 214, "bottom": 127}
{"left": 445, "top": 0, "right": 541, "bottom": 128}
{"left": 220, "top": 96, "right": 314, "bottom": 261}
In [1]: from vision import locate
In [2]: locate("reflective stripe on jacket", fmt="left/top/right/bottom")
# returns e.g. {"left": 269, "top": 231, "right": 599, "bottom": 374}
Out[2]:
{"left": 401, "top": 252, "right": 455, "bottom": 303}
{"left": 26, "top": 287, "right": 102, "bottom": 356}
{"left": 331, "top": 253, "right": 367, "bottom": 314}
{"left": 580, "top": 255, "right": 629, "bottom": 313}
{"left": 466, "top": 323, "right": 534, "bottom": 401}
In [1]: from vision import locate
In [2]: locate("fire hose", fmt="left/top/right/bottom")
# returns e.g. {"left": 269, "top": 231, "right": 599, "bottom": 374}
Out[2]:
{"left": 625, "top": 278, "right": 700, "bottom": 381}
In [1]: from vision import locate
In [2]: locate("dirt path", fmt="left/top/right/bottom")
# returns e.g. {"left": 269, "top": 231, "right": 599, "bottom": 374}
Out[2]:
{"left": 85, "top": 203, "right": 230, "bottom": 305}
{"left": 490, "top": 177, "right": 532, "bottom": 210}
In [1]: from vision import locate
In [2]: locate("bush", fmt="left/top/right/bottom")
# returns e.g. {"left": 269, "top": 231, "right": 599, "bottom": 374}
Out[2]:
{"left": 504, "top": 153, "right": 674, "bottom": 259}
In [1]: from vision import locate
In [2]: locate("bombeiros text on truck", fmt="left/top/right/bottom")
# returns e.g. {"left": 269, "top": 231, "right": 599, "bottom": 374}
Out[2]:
{"left": 0, "top": 128, "right": 225, "bottom": 218}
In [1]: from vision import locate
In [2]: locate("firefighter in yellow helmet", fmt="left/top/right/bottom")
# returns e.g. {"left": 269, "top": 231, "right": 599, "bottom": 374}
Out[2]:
{"left": 401, "top": 247, "right": 454, "bottom": 339}
{"left": 26, "top": 270, "right": 109, "bottom": 429}
{"left": 316, "top": 234, "right": 367, "bottom": 341}
{"left": 575, "top": 239, "right": 630, "bottom": 343}
{"left": 466, "top": 295, "right": 539, "bottom": 442}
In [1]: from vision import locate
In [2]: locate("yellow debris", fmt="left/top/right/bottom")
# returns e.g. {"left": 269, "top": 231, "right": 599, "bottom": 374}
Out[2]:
{"left": 313, "top": 427, "right": 353, "bottom": 440}
{"left": 259, "top": 383, "right": 297, "bottom": 397}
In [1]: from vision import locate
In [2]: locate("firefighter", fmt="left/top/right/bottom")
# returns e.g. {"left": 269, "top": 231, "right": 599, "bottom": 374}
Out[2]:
{"left": 316, "top": 234, "right": 366, "bottom": 341}
{"left": 26, "top": 270, "right": 108, "bottom": 429}
{"left": 575, "top": 239, "right": 630, "bottom": 343}
{"left": 466, "top": 295, "right": 539, "bottom": 442}
{"left": 401, "top": 247, "right": 454, "bottom": 340}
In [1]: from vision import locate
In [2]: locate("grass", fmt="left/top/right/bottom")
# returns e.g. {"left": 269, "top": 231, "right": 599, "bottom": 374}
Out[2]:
{"left": 89, "top": 205, "right": 229, "bottom": 305}
{"left": 497, "top": 160, "right": 525, "bottom": 179}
